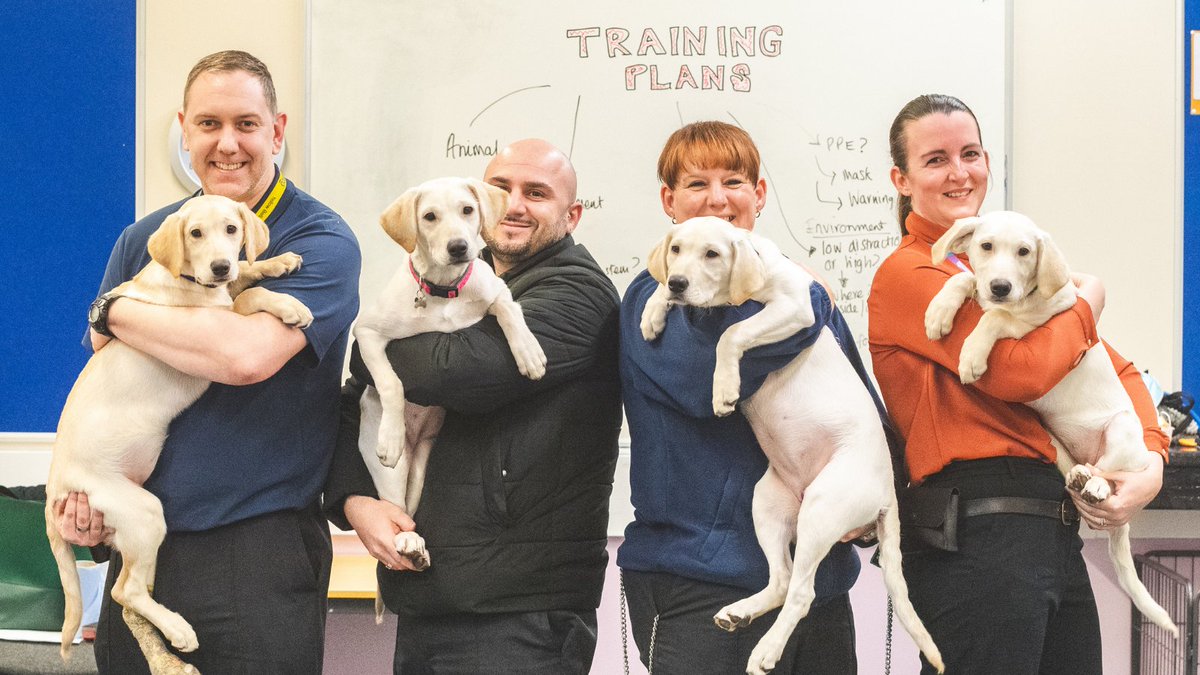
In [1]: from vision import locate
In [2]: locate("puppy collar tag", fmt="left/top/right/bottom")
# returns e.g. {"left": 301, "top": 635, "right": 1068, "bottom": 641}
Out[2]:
{"left": 409, "top": 259, "right": 474, "bottom": 306}
{"left": 944, "top": 253, "right": 972, "bottom": 275}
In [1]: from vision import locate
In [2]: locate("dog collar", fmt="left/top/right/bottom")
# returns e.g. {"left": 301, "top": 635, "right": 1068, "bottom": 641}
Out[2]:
{"left": 179, "top": 274, "right": 219, "bottom": 289}
{"left": 409, "top": 259, "right": 473, "bottom": 300}
{"left": 944, "top": 253, "right": 972, "bottom": 275}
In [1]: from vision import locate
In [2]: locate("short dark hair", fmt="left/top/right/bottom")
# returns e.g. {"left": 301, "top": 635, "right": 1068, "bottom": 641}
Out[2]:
{"left": 889, "top": 94, "right": 982, "bottom": 234}
{"left": 183, "top": 50, "right": 277, "bottom": 114}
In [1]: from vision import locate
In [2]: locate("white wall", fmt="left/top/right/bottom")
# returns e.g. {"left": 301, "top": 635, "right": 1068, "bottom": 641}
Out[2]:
{"left": 1011, "top": 0, "right": 1181, "bottom": 390}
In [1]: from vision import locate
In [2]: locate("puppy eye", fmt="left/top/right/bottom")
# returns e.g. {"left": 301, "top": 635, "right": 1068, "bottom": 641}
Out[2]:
{"left": 423, "top": 212, "right": 437, "bottom": 222}
{"left": 226, "top": 224, "right": 238, "bottom": 235}
{"left": 980, "top": 242, "right": 992, "bottom": 251}
{"left": 1018, "top": 247, "right": 1030, "bottom": 256}
{"left": 462, "top": 205, "right": 474, "bottom": 215}
{"left": 189, "top": 228, "right": 202, "bottom": 238}
{"left": 670, "top": 245, "right": 680, "bottom": 254}
{"left": 705, "top": 250, "right": 719, "bottom": 258}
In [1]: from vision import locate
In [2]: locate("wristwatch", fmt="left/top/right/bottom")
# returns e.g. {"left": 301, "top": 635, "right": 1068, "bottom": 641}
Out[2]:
{"left": 87, "top": 293, "right": 121, "bottom": 338}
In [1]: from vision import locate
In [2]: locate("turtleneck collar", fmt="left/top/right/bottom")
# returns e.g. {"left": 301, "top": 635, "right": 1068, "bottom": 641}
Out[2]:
{"left": 906, "top": 211, "right": 951, "bottom": 248}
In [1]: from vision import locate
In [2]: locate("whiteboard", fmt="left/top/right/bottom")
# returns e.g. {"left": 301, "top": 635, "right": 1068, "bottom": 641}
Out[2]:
{"left": 309, "top": 0, "right": 1009, "bottom": 355}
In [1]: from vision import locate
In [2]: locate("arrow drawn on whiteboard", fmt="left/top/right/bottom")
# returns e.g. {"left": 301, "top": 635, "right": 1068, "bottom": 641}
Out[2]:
{"left": 815, "top": 157, "right": 836, "bottom": 185}
{"left": 470, "top": 85, "right": 552, "bottom": 127}
{"left": 728, "top": 112, "right": 816, "bottom": 257}
{"left": 569, "top": 95, "right": 581, "bottom": 159}
{"left": 815, "top": 182, "right": 843, "bottom": 210}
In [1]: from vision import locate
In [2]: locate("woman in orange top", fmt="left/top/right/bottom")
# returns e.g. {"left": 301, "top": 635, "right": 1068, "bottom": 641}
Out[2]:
{"left": 868, "top": 93, "right": 1168, "bottom": 675}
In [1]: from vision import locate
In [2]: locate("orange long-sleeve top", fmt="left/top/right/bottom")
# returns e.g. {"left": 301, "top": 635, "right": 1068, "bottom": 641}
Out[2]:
{"left": 868, "top": 212, "right": 1169, "bottom": 484}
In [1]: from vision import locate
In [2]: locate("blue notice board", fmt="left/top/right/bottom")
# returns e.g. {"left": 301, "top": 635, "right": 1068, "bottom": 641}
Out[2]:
{"left": 1188, "top": 3, "right": 1200, "bottom": 394}
{"left": 0, "top": 1, "right": 137, "bottom": 432}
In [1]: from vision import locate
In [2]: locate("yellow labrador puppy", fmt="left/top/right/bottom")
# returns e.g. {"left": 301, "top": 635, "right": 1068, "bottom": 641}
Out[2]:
{"left": 46, "top": 195, "right": 312, "bottom": 672}
{"left": 924, "top": 209, "right": 1177, "bottom": 636}
{"left": 354, "top": 177, "right": 546, "bottom": 580}
{"left": 641, "top": 216, "right": 943, "bottom": 675}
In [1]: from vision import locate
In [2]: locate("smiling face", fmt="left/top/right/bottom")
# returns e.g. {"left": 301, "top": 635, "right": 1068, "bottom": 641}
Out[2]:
{"left": 661, "top": 166, "right": 767, "bottom": 232}
{"left": 178, "top": 69, "right": 286, "bottom": 207}
{"left": 481, "top": 139, "right": 581, "bottom": 274}
{"left": 890, "top": 111, "right": 989, "bottom": 230}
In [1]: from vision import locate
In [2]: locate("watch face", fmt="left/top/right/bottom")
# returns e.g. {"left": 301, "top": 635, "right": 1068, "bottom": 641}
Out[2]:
{"left": 88, "top": 298, "right": 102, "bottom": 323}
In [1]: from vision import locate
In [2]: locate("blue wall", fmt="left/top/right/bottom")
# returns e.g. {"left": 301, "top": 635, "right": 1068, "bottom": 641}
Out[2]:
{"left": 0, "top": 2, "right": 137, "bottom": 432}
{"left": 1187, "top": 4, "right": 1200, "bottom": 394}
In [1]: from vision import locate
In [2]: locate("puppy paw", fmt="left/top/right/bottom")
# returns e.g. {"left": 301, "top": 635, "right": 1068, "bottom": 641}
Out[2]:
{"left": 1081, "top": 476, "right": 1112, "bottom": 504}
{"left": 640, "top": 310, "right": 666, "bottom": 342}
{"left": 276, "top": 297, "right": 314, "bottom": 328}
{"left": 958, "top": 351, "right": 988, "bottom": 384}
{"left": 1065, "top": 465, "right": 1093, "bottom": 493}
{"left": 376, "top": 417, "right": 405, "bottom": 469}
{"left": 394, "top": 531, "right": 430, "bottom": 571}
{"left": 713, "top": 372, "right": 740, "bottom": 417}
{"left": 274, "top": 252, "right": 304, "bottom": 275}
{"left": 513, "top": 340, "right": 547, "bottom": 381}
{"left": 924, "top": 299, "right": 957, "bottom": 341}
{"left": 160, "top": 612, "right": 199, "bottom": 653}
{"left": 746, "top": 638, "right": 786, "bottom": 675}
{"left": 713, "top": 608, "right": 752, "bottom": 632}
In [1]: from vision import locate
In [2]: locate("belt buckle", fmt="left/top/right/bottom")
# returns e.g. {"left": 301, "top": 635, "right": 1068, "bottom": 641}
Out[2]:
{"left": 1060, "top": 499, "right": 1079, "bottom": 525}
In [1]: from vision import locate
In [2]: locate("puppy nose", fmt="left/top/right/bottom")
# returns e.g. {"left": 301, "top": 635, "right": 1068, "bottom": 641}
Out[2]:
{"left": 447, "top": 239, "right": 469, "bottom": 259}
{"left": 211, "top": 260, "right": 231, "bottom": 278}
{"left": 990, "top": 280, "right": 1012, "bottom": 298}
{"left": 667, "top": 275, "right": 689, "bottom": 294}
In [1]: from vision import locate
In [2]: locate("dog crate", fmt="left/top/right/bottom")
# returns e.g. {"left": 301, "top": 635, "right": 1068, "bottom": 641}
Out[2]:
{"left": 1132, "top": 550, "right": 1200, "bottom": 675}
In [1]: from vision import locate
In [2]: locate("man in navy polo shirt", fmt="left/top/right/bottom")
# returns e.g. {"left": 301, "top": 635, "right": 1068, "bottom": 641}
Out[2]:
{"left": 55, "top": 50, "right": 360, "bottom": 673}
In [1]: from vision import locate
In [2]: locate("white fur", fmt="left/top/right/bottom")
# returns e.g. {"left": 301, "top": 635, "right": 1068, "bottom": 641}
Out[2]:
{"left": 924, "top": 209, "right": 1178, "bottom": 637}
{"left": 642, "top": 216, "right": 944, "bottom": 675}
{"left": 45, "top": 195, "right": 311, "bottom": 669}
{"left": 355, "top": 176, "right": 546, "bottom": 582}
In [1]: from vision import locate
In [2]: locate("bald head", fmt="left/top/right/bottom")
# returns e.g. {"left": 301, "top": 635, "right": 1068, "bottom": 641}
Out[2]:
{"left": 486, "top": 139, "right": 578, "bottom": 203}
{"left": 481, "top": 138, "right": 583, "bottom": 274}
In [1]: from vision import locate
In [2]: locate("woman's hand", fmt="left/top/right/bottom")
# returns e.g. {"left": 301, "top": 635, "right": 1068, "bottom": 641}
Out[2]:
{"left": 343, "top": 495, "right": 420, "bottom": 571}
{"left": 1070, "top": 452, "right": 1164, "bottom": 531}
{"left": 54, "top": 492, "right": 111, "bottom": 546}
{"left": 1072, "top": 273, "right": 1105, "bottom": 322}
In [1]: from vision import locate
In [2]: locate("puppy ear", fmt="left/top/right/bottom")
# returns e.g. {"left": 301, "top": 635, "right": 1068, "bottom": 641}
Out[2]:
{"left": 238, "top": 202, "right": 270, "bottom": 264}
{"left": 728, "top": 235, "right": 767, "bottom": 305}
{"left": 148, "top": 209, "right": 188, "bottom": 277}
{"left": 380, "top": 188, "right": 420, "bottom": 252}
{"left": 646, "top": 231, "right": 673, "bottom": 285}
{"left": 931, "top": 216, "right": 982, "bottom": 264}
{"left": 1035, "top": 233, "right": 1071, "bottom": 297}
{"left": 466, "top": 178, "right": 509, "bottom": 233}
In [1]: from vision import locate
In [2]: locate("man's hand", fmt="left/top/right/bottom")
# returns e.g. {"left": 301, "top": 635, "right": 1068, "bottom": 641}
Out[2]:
{"left": 1071, "top": 453, "right": 1164, "bottom": 531}
{"left": 343, "top": 495, "right": 422, "bottom": 571}
{"left": 54, "top": 492, "right": 111, "bottom": 546}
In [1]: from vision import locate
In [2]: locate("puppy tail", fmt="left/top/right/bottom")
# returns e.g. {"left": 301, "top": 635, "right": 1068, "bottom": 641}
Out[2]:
{"left": 877, "top": 494, "right": 945, "bottom": 673}
{"left": 45, "top": 501, "right": 83, "bottom": 661}
{"left": 1109, "top": 524, "right": 1178, "bottom": 637}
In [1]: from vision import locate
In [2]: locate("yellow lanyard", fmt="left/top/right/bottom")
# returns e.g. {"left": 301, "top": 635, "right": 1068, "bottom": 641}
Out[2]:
{"left": 256, "top": 172, "right": 288, "bottom": 221}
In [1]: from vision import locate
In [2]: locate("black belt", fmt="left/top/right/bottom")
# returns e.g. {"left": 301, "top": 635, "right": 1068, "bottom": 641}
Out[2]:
{"left": 961, "top": 496, "right": 1080, "bottom": 525}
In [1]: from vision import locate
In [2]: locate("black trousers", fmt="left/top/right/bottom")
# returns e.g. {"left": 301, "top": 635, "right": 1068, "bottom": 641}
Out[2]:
{"left": 391, "top": 608, "right": 598, "bottom": 674}
{"left": 94, "top": 503, "right": 331, "bottom": 675}
{"left": 904, "top": 458, "right": 1102, "bottom": 675}
{"left": 622, "top": 569, "right": 856, "bottom": 674}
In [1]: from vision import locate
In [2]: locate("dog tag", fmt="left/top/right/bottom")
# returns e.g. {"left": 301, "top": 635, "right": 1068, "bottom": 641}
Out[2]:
{"left": 414, "top": 291, "right": 427, "bottom": 309}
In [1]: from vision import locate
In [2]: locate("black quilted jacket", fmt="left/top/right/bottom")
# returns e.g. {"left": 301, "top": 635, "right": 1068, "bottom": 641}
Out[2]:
{"left": 324, "top": 235, "right": 621, "bottom": 615}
